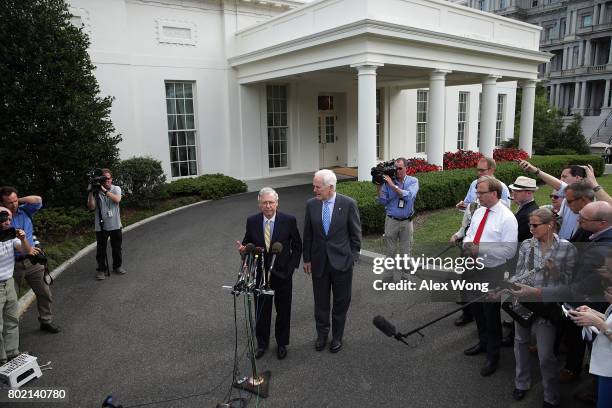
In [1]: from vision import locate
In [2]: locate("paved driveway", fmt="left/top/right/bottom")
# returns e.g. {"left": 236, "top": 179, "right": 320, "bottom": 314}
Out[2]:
{"left": 18, "top": 184, "right": 590, "bottom": 407}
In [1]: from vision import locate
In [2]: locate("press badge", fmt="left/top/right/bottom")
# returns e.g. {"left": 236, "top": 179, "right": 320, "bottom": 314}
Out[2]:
{"left": 398, "top": 198, "right": 405, "bottom": 208}
{"left": 107, "top": 210, "right": 113, "bottom": 217}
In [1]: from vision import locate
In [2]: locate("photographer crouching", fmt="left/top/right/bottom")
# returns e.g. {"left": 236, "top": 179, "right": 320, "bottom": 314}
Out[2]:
{"left": 0, "top": 186, "right": 60, "bottom": 334}
{"left": 374, "top": 158, "right": 419, "bottom": 264}
{"left": 87, "top": 168, "right": 126, "bottom": 280}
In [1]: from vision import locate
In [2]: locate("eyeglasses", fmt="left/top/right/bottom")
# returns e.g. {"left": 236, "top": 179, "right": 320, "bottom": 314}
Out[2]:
{"left": 475, "top": 190, "right": 492, "bottom": 196}
{"left": 566, "top": 198, "right": 579, "bottom": 204}
{"left": 476, "top": 168, "right": 489, "bottom": 173}
{"left": 528, "top": 223, "right": 544, "bottom": 229}
{"left": 549, "top": 195, "right": 560, "bottom": 199}
{"left": 396, "top": 167, "right": 405, "bottom": 170}
{"left": 578, "top": 214, "right": 603, "bottom": 222}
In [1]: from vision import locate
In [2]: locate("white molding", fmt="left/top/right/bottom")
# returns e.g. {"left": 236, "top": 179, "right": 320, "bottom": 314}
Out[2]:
{"left": 156, "top": 19, "right": 197, "bottom": 46}
{"left": 68, "top": 6, "right": 92, "bottom": 37}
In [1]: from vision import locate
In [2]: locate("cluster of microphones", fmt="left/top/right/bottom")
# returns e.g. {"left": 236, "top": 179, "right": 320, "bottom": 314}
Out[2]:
{"left": 223, "top": 242, "right": 284, "bottom": 296}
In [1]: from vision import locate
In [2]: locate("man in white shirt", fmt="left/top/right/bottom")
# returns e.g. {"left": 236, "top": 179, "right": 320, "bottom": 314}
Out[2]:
{"left": 462, "top": 176, "right": 518, "bottom": 377}
{"left": 456, "top": 157, "right": 511, "bottom": 209}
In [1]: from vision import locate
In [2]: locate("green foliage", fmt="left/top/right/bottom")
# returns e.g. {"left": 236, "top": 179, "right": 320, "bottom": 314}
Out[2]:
{"left": 559, "top": 115, "right": 590, "bottom": 154}
{"left": 0, "top": 0, "right": 121, "bottom": 207}
{"left": 32, "top": 207, "right": 92, "bottom": 240}
{"left": 165, "top": 174, "right": 247, "bottom": 200}
{"left": 114, "top": 157, "right": 166, "bottom": 207}
{"left": 338, "top": 154, "right": 604, "bottom": 233}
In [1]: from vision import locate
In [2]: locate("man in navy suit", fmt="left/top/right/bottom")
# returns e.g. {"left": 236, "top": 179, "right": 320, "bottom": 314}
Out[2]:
{"left": 303, "top": 169, "right": 362, "bottom": 353}
{"left": 239, "top": 187, "right": 302, "bottom": 360}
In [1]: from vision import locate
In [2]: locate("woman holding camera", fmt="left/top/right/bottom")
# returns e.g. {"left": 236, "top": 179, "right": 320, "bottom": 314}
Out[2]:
{"left": 509, "top": 208, "right": 577, "bottom": 408}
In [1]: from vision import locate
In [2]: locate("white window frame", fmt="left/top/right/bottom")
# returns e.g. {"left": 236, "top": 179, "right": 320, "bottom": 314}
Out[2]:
{"left": 416, "top": 90, "right": 428, "bottom": 153}
{"left": 165, "top": 81, "right": 198, "bottom": 178}
{"left": 266, "top": 85, "right": 289, "bottom": 169}
{"left": 495, "top": 94, "right": 506, "bottom": 147}
{"left": 457, "top": 92, "right": 469, "bottom": 150}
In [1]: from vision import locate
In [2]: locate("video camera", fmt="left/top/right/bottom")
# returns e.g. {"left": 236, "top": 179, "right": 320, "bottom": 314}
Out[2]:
{"left": 88, "top": 168, "right": 108, "bottom": 193}
{"left": 370, "top": 159, "right": 397, "bottom": 185}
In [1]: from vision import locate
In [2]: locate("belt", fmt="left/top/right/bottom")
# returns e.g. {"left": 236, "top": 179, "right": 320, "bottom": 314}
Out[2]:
{"left": 15, "top": 256, "right": 28, "bottom": 262}
{"left": 387, "top": 214, "right": 414, "bottom": 222}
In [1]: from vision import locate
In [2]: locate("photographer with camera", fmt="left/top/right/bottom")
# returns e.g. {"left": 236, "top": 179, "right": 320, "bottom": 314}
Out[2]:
{"left": 376, "top": 158, "right": 419, "bottom": 262}
{"left": 0, "top": 186, "right": 60, "bottom": 334}
{"left": 87, "top": 168, "right": 126, "bottom": 280}
{"left": 0, "top": 206, "right": 33, "bottom": 364}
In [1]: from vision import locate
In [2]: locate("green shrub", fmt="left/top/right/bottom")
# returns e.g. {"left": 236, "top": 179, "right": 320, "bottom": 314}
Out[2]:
{"left": 546, "top": 148, "right": 576, "bottom": 155}
{"left": 33, "top": 207, "right": 92, "bottom": 240}
{"left": 165, "top": 174, "right": 247, "bottom": 200}
{"left": 114, "top": 157, "right": 166, "bottom": 206}
{"left": 338, "top": 154, "right": 604, "bottom": 234}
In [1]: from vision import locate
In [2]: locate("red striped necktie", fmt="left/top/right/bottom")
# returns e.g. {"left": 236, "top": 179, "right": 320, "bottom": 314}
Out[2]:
{"left": 473, "top": 208, "right": 491, "bottom": 245}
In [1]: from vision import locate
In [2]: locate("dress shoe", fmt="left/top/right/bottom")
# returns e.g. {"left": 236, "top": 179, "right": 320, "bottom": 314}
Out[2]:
{"left": 277, "top": 345, "right": 287, "bottom": 360}
{"left": 559, "top": 368, "right": 578, "bottom": 383}
{"left": 329, "top": 339, "right": 342, "bottom": 353}
{"left": 512, "top": 388, "right": 527, "bottom": 401}
{"left": 40, "top": 322, "right": 61, "bottom": 334}
{"left": 463, "top": 343, "right": 485, "bottom": 356}
{"left": 480, "top": 360, "right": 498, "bottom": 377}
{"left": 96, "top": 270, "right": 106, "bottom": 280}
{"left": 454, "top": 314, "right": 474, "bottom": 326}
{"left": 254, "top": 347, "right": 266, "bottom": 359}
{"left": 315, "top": 336, "right": 327, "bottom": 351}
{"left": 113, "top": 267, "right": 127, "bottom": 275}
{"left": 542, "top": 401, "right": 560, "bottom": 408}
{"left": 501, "top": 334, "right": 514, "bottom": 347}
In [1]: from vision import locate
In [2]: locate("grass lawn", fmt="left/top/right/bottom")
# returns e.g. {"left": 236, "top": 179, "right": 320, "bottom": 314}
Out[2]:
{"left": 362, "top": 173, "right": 612, "bottom": 254}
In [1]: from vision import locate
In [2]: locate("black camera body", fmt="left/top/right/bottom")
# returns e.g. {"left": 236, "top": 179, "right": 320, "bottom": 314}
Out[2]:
{"left": 370, "top": 159, "right": 397, "bottom": 185}
{"left": 0, "top": 227, "right": 16, "bottom": 243}
{"left": 89, "top": 168, "right": 108, "bottom": 192}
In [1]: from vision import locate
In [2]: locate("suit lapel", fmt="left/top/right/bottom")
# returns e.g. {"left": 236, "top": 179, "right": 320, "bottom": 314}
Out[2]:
{"left": 271, "top": 212, "right": 282, "bottom": 243}
{"left": 255, "top": 213, "right": 264, "bottom": 246}
{"left": 328, "top": 194, "right": 343, "bottom": 235}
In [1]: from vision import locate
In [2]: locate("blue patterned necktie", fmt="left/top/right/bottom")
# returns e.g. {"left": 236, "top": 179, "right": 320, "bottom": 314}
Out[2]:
{"left": 323, "top": 201, "right": 331, "bottom": 235}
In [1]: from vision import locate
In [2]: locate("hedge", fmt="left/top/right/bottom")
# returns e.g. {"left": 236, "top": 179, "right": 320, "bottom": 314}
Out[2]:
{"left": 164, "top": 174, "right": 247, "bottom": 200}
{"left": 336, "top": 155, "right": 604, "bottom": 235}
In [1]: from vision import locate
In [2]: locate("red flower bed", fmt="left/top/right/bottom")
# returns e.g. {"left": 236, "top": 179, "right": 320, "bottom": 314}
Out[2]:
{"left": 443, "top": 150, "right": 483, "bottom": 170}
{"left": 405, "top": 158, "right": 440, "bottom": 175}
{"left": 493, "top": 148, "right": 529, "bottom": 163}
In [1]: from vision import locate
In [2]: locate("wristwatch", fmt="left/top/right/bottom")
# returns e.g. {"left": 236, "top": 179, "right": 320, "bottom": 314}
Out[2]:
{"left": 604, "top": 325, "right": 612, "bottom": 337}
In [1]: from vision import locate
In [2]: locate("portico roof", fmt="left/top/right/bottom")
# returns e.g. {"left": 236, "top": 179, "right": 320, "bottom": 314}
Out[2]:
{"left": 229, "top": 0, "right": 551, "bottom": 84}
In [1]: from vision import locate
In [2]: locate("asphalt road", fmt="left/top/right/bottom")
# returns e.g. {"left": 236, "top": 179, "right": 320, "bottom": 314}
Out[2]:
{"left": 16, "top": 184, "right": 592, "bottom": 407}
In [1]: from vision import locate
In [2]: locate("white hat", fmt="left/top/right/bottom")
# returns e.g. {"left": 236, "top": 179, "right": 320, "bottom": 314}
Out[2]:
{"left": 509, "top": 176, "right": 538, "bottom": 191}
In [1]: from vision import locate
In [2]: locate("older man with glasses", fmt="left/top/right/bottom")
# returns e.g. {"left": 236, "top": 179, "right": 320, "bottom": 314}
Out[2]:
{"left": 457, "top": 157, "right": 510, "bottom": 210}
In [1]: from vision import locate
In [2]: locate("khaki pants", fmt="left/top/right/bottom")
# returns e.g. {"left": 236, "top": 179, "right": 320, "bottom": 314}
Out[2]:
{"left": 383, "top": 216, "right": 413, "bottom": 258}
{"left": 0, "top": 278, "right": 19, "bottom": 361}
{"left": 14, "top": 259, "right": 53, "bottom": 323}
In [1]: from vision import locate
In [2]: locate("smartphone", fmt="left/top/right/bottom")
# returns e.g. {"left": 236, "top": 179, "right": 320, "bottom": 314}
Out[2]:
{"left": 562, "top": 303, "right": 575, "bottom": 312}
{"left": 499, "top": 280, "right": 520, "bottom": 290}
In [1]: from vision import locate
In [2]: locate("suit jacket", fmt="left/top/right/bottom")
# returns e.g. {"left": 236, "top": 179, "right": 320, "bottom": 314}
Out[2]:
{"left": 543, "top": 227, "right": 612, "bottom": 302}
{"left": 242, "top": 211, "right": 302, "bottom": 280}
{"left": 303, "top": 193, "right": 362, "bottom": 277}
{"left": 515, "top": 200, "right": 539, "bottom": 243}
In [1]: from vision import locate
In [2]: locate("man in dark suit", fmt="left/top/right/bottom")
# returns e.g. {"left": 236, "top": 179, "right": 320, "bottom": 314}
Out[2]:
{"left": 509, "top": 176, "right": 540, "bottom": 243}
{"left": 303, "top": 169, "right": 361, "bottom": 353}
{"left": 239, "top": 187, "right": 302, "bottom": 360}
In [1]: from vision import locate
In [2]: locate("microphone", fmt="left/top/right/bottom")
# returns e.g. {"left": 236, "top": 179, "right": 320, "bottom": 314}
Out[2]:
{"left": 373, "top": 315, "right": 397, "bottom": 338}
{"left": 268, "top": 242, "right": 283, "bottom": 275}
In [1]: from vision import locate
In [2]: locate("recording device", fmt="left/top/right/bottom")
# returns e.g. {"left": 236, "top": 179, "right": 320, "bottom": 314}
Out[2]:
{"left": 88, "top": 168, "right": 108, "bottom": 193}
{"left": 498, "top": 280, "right": 520, "bottom": 291}
{"left": 0, "top": 210, "right": 9, "bottom": 224}
{"left": 370, "top": 159, "right": 397, "bottom": 185}
{"left": 373, "top": 315, "right": 398, "bottom": 338}
{"left": 0, "top": 227, "right": 16, "bottom": 242}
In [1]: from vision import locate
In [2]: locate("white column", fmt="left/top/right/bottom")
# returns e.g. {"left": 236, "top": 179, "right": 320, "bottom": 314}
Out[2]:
{"left": 562, "top": 48, "right": 569, "bottom": 70}
{"left": 578, "top": 41, "right": 584, "bottom": 66}
{"left": 574, "top": 82, "right": 581, "bottom": 111}
{"left": 585, "top": 40, "right": 592, "bottom": 66}
{"left": 352, "top": 63, "right": 381, "bottom": 181}
{"left": 519, "top": 80, "right": 536, "bottom": 156}
{"left": 600, "top": 3, "right": 606, "bottom": 24}
{"left": 605, "top": 79, "right": 611, "bottom": 108}
{"left": 572, "top": 10, "right": 578, "bottom": 34}
{"left": 580, "top": 81, "right": 588, "bottom": 109}
{"left": 594, "top": 4, "right": 600, "bottom": 27}
{"left": 608, "top": 38, "right": 612, "bottom": 64}
{"left": 555, "top": 83, "right": 561, "bottom": 107}
{"left": 426, "top": 69, "right": 450, "bottom": 167}
{"left": 480, "top": 75, "right": 499, "bottom": 158}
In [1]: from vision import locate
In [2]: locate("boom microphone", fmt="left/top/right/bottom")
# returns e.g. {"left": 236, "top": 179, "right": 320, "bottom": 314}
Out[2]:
{"left": 268, "top": 242, "right": 283, "bottom": 273}
{"left": 373, "top": 315, "right": 397, "bottom": 338}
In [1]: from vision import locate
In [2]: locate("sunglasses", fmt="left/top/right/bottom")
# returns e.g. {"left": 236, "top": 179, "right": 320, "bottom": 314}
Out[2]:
{"left": 549, "top": 195, "right": 560, "bottom": 199}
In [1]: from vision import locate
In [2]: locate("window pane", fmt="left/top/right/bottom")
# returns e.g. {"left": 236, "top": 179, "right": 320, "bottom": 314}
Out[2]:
{"left": 177, "top": 115, "right": 185, "bottom": 129}
{"left": 170, "top": 147, "right": 178, "bottom": 162}
{"left": 180, "top": 162, "right": 188, "bottom": 176}
{"left": 165, "top": 83, "right": 175, "bottom": 98}
{"left": 184, "top": 83, "right": 193, "bottom": 98}
{"left": 167, "top": 99, "right": 176, "bottom": 114}
{"left": 186, "top": 131, "right": 195, "bottom": 145}
{"left": 189, "top": 161, "right": 197, "bottom": 175}
{"left": 176, "top": 83, "right": 184, "bottom": 98}
{"left": 185, "top": 99, "right": 194, "bottom": 114}
{"left": 186, "top": 115, "right": 194, "bottom": 130}
{"left": 167, "top": 115, "right": 177, "bottom": 130}
{"left": 171, "top": 162, "right": 179, "bottom": 177}
{"left": 176, "top": 99, "right": 185, "bottom": 115}
{"left": 188, "top": 146, "right": 196, "bottom": 160}
{"left": 169, "top": 132, "right": 178, "bottom": 146}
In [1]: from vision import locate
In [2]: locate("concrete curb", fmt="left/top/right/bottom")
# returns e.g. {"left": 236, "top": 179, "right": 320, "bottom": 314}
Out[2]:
{"left": 17, "top": 199, "right": 210, "bottom": 317}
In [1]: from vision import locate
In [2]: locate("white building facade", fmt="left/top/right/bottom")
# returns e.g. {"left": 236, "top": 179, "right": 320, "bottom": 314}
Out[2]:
{"left": 68, "top": 0, "right": 548, "bottom": 181}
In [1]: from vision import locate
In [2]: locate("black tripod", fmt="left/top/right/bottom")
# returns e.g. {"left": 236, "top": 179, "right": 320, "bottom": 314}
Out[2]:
{"left": 94, "top": 190, "right": 111, "bottom": 277}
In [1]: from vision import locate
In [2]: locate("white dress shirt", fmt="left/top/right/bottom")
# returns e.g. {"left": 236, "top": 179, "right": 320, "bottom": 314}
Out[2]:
{"left": 464, "top": 200, "right": 518, "bottom": 267}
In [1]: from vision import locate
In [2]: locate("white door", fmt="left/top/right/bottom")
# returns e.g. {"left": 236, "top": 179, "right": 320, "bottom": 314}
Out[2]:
{"left": 318, "top": 113, "right": 339, "bottom": 167}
